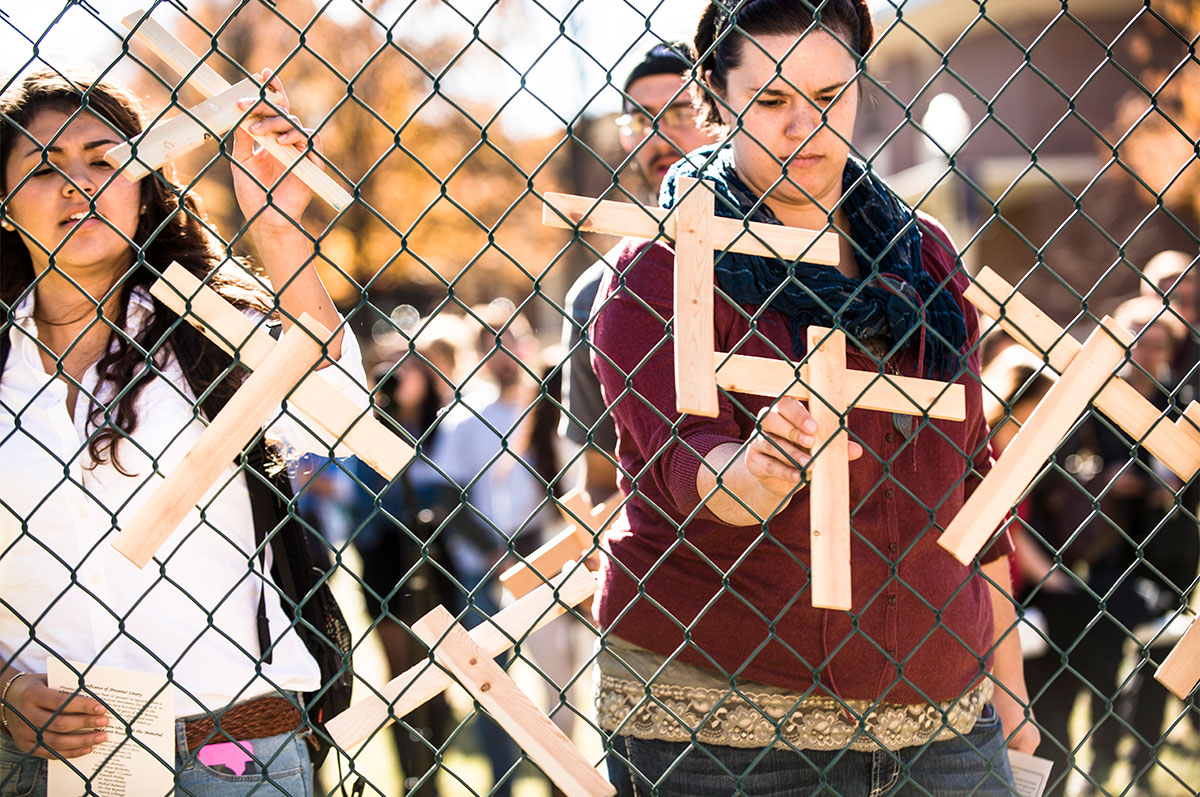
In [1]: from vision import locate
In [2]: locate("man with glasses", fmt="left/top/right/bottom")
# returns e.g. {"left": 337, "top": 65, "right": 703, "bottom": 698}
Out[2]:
{"left": 561, "top": 42, "right": 717, "bottom": 500}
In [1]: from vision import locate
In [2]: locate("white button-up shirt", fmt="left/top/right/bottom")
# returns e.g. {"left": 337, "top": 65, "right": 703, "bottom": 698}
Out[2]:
{"left": 0, "top": 286, "right": 368, "bottom": 716}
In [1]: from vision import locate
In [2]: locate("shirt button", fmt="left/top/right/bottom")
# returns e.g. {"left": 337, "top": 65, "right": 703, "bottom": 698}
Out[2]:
{"left": 886, "top": 433, "right": 895, "bottom": 443}
{"left": 887, "top": 595, "right": 897, "bottom": 605}
{"left": 886, "top": 489, "right": 895, "bottom": 499}
{"left": 889, "top": 542, "right": 899, "bottom": 553}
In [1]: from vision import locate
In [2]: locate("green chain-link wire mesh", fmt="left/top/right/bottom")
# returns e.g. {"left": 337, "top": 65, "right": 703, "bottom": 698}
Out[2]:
{"left": 1, "top": 0, "right": 1198, "bottom": 794}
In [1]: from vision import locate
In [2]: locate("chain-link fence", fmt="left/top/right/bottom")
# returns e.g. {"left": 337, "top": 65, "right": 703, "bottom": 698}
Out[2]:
{"left": 1, "top": 1, "right": 1198, "bottom": 795}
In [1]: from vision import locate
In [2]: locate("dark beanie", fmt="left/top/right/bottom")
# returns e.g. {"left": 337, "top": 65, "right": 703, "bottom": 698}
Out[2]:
{"left": 623, "top": 41, "right": 693, "bottom": 93}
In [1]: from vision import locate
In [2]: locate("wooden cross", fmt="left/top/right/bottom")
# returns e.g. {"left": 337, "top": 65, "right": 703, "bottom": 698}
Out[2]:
{"left": 411, "top": 605, "right": 615, "bottom": 797}
{"left": 111, "top": 313, "right": 329, "bottom": 567}
{"left": 715, "top": 325, "right": 965, "bottom": 610}
{"left": 544, "top": 177, "right": 841, "bottom": 417}
{"left": 544, "top": 180, "right": 966, "bottom": 610}
{"left": 325, "top": 567, "right": 597, "bottom": 748}
{"left": 105, "top": 10, "right": 352, "bottom": 212}
{"left": 938, "top": 267, "right": 1200, "bottom": 564}
{"left": 150, "top": 262, "right": 415, "bottom": 479}
{"left": 499, "top": 487, "right": 620, "bottom": 600}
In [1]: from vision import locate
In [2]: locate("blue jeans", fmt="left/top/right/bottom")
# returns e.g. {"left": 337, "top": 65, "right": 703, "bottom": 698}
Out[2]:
{"left": 0, "top": 713, "right": 312, "bottom": 796}
{"left": 607, "top": 704, "right": 1015, "bottom": 796}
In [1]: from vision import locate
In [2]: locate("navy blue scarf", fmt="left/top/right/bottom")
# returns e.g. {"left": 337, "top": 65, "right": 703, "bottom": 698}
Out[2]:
{"left": 659, "top": 145, "right": 967, "bottom": 378}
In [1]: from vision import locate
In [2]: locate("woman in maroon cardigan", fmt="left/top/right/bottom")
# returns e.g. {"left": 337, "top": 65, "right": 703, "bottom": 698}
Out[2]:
{"left": 591, "top": 1, "right": 1037, "bottom": 794}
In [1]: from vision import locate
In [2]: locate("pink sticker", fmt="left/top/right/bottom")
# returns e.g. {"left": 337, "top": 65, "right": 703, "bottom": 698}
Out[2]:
{"left": 198, "top": 740, "right": 255, "bottom": 776}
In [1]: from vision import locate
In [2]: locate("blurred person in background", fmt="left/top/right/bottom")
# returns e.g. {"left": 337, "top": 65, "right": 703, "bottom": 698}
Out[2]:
{"left": 561, "top": 42, "right": 718, "bottom": 504}
{"left": 429, "top": 301, "right": 554, "bottom": 797}
{"left": 1140, "top": 250, "right": 1198, "bottom": 408}
{"left": 350, "top": 348, "right": 463, "bottom": 797}
{"left": 1019, "top": 298, "right": 1196, "bottom": 795}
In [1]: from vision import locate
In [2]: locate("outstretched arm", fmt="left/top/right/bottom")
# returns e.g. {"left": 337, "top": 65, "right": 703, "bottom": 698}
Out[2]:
{"left": 231, "top": 69, "right": 343, "bottom": 361}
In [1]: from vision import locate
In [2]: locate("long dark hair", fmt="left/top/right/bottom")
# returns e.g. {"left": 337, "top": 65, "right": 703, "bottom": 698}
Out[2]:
{"left": 1, "top": 69, "right": 272, "bottom": 471}
{"left": 693, "top": 0, "right": 875, "bottom": 127}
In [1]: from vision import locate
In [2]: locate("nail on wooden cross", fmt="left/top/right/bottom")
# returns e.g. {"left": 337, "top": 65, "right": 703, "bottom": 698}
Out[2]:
{"left": 111, "top": 313, "right": 329, "bottom": 567}
{"left": 499, "top": 487, "right": 620, "bottom": 599}
{"left": 150, "top": 262, "right": 415, "bottom": 479}
{"left": 105, "top": 10, "right": 352, "bottom": 212}
{"left": 324, "top": 568, "right": 599, "bottom": 751}
{"left": 938, "top": 267, "right": 1200, "bottom": 565}
{"left": 544, "top": 178, "right": 967, "bottom": 611}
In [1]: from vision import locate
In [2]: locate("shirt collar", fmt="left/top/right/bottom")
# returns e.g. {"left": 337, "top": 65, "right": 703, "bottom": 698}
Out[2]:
{"left": 11, "top": 283, "right": 156, "bottom": 339}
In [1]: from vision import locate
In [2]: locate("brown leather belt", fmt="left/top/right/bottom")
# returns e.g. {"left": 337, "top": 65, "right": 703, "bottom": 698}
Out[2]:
{"left": 182, "top": 695, "right": 303, "bottom": 751}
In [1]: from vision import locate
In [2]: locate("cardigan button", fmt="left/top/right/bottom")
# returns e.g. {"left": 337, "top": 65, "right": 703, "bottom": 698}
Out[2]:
{"left": 885, "top": 489, "right": 895, "bottom": 499}
{"left": 886, "top": 433, "right": 895, "bottom": 443}
{"left": 889, "top": 542, "right": 899, "bottom": 553}
{"left": 887, "top": 595, "right": 897, "bottom": 605}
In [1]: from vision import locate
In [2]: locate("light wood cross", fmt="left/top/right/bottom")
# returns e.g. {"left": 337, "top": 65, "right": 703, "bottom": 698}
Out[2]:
{"left": 411, "top": 605, "right": 615, "bottom": 796}
{"left": 543, "top": 177, "right": 841, "bottom": 417}
{"left": 113, "top": 265, "right": 415, "bottom": 567}
{"left": 938, "top": 267, "right": 1200, "bottom": 565}
{"left": 325, "top": 568, "right": 598, "bottom": 748}
{"left": 499, "top": 487, "right": 620, "bottom": 599}
{"left": 111, "top": 312, "right": 328, "bottom": 567}
{"left": 150, "top": 262, "right": 415, "bottom": 479}
{"left": 544, "top": 180, "right": 967, "bottom": 610}
{"left": 105, "top": 10, "right": 352, "bottom": 211}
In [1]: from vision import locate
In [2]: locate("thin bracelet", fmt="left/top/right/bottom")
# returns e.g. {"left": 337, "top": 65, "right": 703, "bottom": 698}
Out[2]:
{"left": 1, "top": 672, "right": 29, "bottom": 736}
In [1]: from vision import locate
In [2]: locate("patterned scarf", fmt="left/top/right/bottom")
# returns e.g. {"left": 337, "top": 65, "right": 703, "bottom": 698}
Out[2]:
{"left": 659, "top": 145, "right": 967, "bottom": 378}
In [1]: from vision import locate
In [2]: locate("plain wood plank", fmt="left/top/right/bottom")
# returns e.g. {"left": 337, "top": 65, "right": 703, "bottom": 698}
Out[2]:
{"left": 938, "top": 320, "right": 1132, "bottom": 565}
{"left": 325, "top": 568, "right": 597, "bottom": 750}
{"left": 499, "top": 526, "right": 591, "bottom": 599}
{"left": 556, "top": 486, "right": 594, "bottom": 528}
{"left": 967, "top": 266, "right": 1200, "bottom": 479}
{"left": 151, "top": 263, "right": 413, "bottom": 478}
{"left": 806, "top": 327, "right": 852, "bottom": 610}
{"left": 106, "top": 78, "right": 276, "bottom": 180}
{"left": 412, "top": 607, "right": 616, "bottom": 797}
{"left": 501, "top": 494, "right": 620, "bottom": 599}
{"left": 122, "top": 11, "right": 352, "bottom": 211}
{"left": 673, "top": 177, "right": 719, "bottom": 417}
{"left": 713, "top": 353, "right": 966, "bottom": 421}
{"left": 122, "top": 11, "right": 228, "bottom": 97}
{"left": 111, "top": 320, "right": 325, "bottom": 568}
{"left": 542, "top": 191, "right": 840, "bottom": 265}
{"left": 1155, "top": 614, "right": 1200, "bottom": 700}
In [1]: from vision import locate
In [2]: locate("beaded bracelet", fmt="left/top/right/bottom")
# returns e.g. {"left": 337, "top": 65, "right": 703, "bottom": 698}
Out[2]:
{"left": 0, "top": 672, "right": 29, "bottom": 736}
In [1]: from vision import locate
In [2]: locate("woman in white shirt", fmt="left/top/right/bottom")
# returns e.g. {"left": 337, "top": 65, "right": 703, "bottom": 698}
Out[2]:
{"left": 0, "top": 68, "right": 362, "bottom": 794}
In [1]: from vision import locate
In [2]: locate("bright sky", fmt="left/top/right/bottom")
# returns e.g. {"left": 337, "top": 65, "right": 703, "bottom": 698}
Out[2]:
{"left": 0, "top": 0, "right": 894, "bottom": 137}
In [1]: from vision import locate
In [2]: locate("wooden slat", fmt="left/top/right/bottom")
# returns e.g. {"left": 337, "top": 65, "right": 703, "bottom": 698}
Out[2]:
{"left": 967, "top": 266, "right": 1200, "bottom": 479}
{"left": 412, "top": 608, "right": 616, "bottom": 797}
{"left": 556, "top": 486, "right": 594, "bottom": 529}
{"left": 1156, "top": 614, "right": 1200, "bottom": 700}
{"left": 806, "top": 327, "right": 852, "bottom": 610}
{"left": 105, "top": 78, "right": 277, "bottom": 180}
{"left": 122, "top": 11, "right": 228, "bottom": 96}
{"left": 111, "top": 320, "right": 325, "bottom": 568}
{"left": 150, "top": 263, "right": 414, "bottom": 478}
{"left": 542, "top": 191, "right": 840, "bottom": 265}
{"left": 325, "top": 568, "right": 597, "bottom": 750}
{"left": 713, "top": 353, "right": 966, "bottom": 421}
{"left": 939, "top": 320, "right": 1132, "bottom": 565}
{"left": 673, "top": 177, "right": 719, "bottom": 417}
{"left": 122, "top": 10, "right": 352, "bottom": 211}
{"left": 501, "top": 495, "right": 619, "bottom": 600}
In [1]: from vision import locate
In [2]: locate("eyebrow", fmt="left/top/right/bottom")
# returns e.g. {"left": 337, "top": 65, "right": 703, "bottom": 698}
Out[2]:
{"left": 21, "top": 138, "right": 120, "bottom": 159}
{"left": 760, "top": 81, "right": 849, "bottom": 96}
